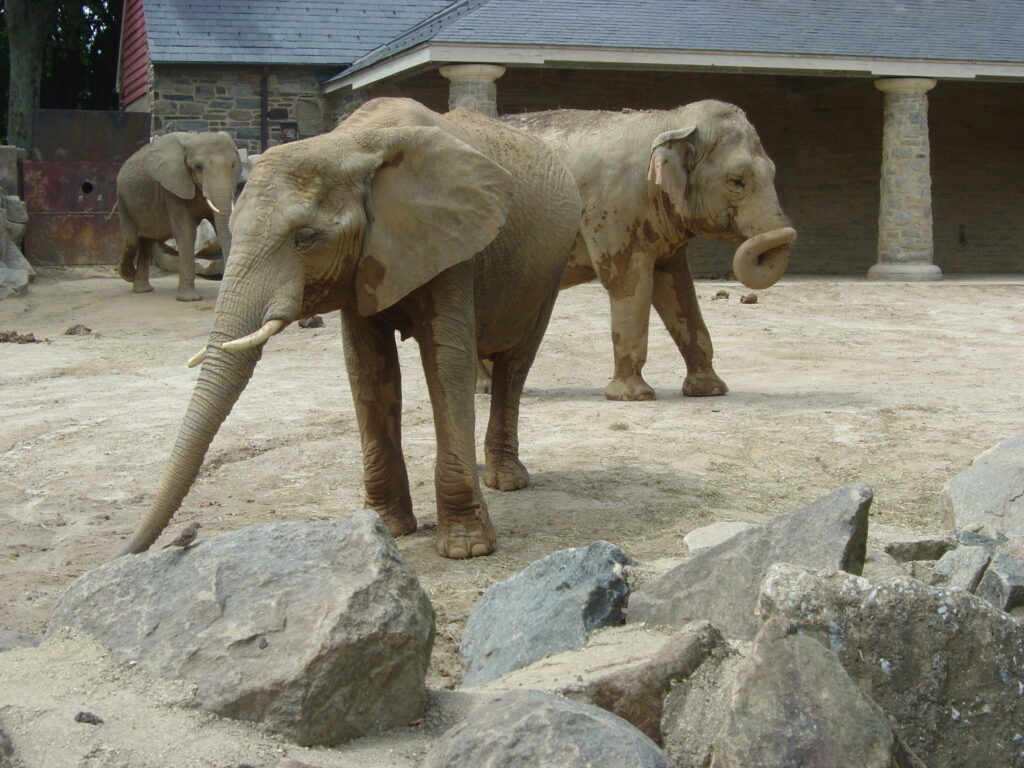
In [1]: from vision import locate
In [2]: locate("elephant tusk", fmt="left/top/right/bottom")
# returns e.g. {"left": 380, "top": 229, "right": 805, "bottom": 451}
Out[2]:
{"left": 205, "top": 197, "right": 222, "bottom": 214}
{"left": 186, "top": 346, "right": 207, "bottom": 368}
{"left": 222, "top": 319, "right": 288, "bottom": 352}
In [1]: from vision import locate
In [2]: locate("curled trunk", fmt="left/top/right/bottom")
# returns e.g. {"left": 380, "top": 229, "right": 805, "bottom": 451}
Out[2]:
{"left": 732, "top": 226, "right": 797, "bottom": 290}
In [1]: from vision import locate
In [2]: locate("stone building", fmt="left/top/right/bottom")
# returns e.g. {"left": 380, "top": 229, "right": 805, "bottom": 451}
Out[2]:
{"left": 119, "top": 0, "right": 1024, "bottom": 277}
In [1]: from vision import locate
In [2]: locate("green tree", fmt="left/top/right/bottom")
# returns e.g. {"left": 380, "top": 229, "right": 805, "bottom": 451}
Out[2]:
{"left": 2, "top": 1, "right": 122, "bottom": 147}
{"left": 2, "top": 0, "right": 60, "bottom": 148}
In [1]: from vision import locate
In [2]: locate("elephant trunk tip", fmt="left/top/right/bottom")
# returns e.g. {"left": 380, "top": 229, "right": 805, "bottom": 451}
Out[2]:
{"left": 733, "top": 226, "right": 796, "bottom": 290}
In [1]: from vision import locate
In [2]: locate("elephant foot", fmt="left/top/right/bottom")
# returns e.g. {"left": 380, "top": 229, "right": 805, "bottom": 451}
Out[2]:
{"left": 683, "top": 369, "right": 729, "bottom": 397}
{"left": 484, "top": 455, "right": 529, "bottom": 491}
{"left": 437, "top": 508, "right": 496, "bottom": 559}
{"left": 132, "top": 282, "right": 154, "bottom": 294}
{"left": 377, "top": 507, "right": 418, "bottom": 538}
{"left": 176, "top": 287, "right": 202, "bottom": 302}
{"left": 605, "top": 374, "right": 656, "bottom": 401}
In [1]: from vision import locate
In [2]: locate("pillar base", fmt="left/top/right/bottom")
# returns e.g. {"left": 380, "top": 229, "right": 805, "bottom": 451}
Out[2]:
{"left": 867, "top": 262, "right": 943, "bottom": 281}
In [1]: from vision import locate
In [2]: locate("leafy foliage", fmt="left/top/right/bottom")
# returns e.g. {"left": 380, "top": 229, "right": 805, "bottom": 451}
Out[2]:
{"left": 2, "top": 0, "right": 123, "bottom": 144}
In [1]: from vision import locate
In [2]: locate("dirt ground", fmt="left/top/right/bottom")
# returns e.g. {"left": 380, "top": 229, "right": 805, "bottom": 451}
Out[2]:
{"left": 2, "top": 267, "right": 1023, "bottom": 692}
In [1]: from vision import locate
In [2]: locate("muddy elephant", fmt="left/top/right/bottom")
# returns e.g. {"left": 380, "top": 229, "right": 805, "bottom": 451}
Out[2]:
{"left": 116, "top": 131, "right": 241, "bottom": 301}
{"left": 504, "top": 101, "right": 796, "bottom": 401}
{"left": 114, "top": 97, "right": 581, "bottom": 560}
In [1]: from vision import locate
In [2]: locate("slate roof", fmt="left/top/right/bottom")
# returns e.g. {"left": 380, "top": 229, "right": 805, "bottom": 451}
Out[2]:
{"left": 344, "top": 0, "right": 1024, "bottom": 74}
{"left": 143, "top": 0, "right": 453, "bottom": 65}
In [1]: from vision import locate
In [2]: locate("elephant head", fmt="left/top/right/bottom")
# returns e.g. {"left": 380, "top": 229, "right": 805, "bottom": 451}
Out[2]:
{"left": 142, "top": 131, "right": 242, "bottom": 260}
{"left": 113, "top": 124, "right": 512, "bottom": 557}
{"left": 647, "top": 102, "right": 796, "bottom": 289}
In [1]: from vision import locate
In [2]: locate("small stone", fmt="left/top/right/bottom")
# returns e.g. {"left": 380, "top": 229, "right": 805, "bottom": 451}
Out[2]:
{"left": 74, "top": 711, "right": 103, "bottom": 725}
{"left": 713, "top": 290, "right": 730, "bottom": 300}
{"left": 298, "top": 315, "right": 324, "bottom": 329}
{"left": 739, "top": 293, "right": 758, "bottom": 304}
{"left": 64, "top": 324, "right": 91, "bottom": 336}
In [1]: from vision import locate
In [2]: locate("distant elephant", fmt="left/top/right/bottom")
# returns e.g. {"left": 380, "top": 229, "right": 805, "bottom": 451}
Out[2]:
{"left": 504, "top": 101, "right": 796, "bottom": 401}
{"left": 116, "top": 131, "right": 241, "bottom": 301}
{"left": 113, "top": 97, "right": 581, "bottom": 560}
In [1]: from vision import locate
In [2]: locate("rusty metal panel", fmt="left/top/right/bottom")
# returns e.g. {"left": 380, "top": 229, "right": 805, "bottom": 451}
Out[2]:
{"left": 32, "top": 110, "right": 149, "bottom": 163}
{"left": 23, "top": 161, "right": 120, "bottom": 213}
{"left": 22, "top": 161, "right": 122, "bottom": 266}
{"left": 23, "top": 214, "right": 122, "bottom": 266}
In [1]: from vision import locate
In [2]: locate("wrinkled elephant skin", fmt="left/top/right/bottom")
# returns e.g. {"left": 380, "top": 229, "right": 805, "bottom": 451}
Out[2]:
{"left": 505, "top": 101, "right": 795, "bottom": 401}
{"left": 114, "top": 98, "right": 581, "bottom": 560}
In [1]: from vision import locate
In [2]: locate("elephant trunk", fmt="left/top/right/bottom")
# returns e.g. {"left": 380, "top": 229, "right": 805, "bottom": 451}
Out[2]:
{"left": 203, "top": 177, "right": 235, "bottom": 262}
{"left": 112, "top": 257, "right": 295, "bottom": 557}
{"left": 732, "top": 227, "right": 797, "bottom": 290}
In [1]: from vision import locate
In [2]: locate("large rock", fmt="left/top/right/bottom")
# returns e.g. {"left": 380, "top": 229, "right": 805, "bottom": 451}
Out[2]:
{"left": 459, "top": 541, "right": 631, "bottom": 687}
{"left": 46, "top": 511, "right": 435, "bottom": 746}
{"left": 479, "top": 621, "right": 730, "bottom": 744}
{"left": 940, "top": 432, "right": 1024, "bottom": 536}
{"left": 711, "top": 617, "right": 907, "bottom": 768}
{"left": 683, "top": 521, "right": 757, "bottom": 556}
{"left": 628, "top": 484, "right": 872, "bottom": 640}
{"left": 975, "top": 539, "right": 1024, "bottom": 612}
{"left": 422, "top": 689, "right": 675, "bottom": 768}
{"left": 933, "top": 544, "right": 990, "bottom": 593}
{"left": 758, "top": 563, "right": 1024, "bottom": 767}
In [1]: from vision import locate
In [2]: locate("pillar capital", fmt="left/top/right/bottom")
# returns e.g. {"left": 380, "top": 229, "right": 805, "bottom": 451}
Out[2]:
{"left": 439, "top": 64, "right": 506, "bottom": 117}
{"left": 439, "top": 64, "right": 506, "bottom": 84}
{"left": 874, "top": 77, "right": 937, "bottom": 95}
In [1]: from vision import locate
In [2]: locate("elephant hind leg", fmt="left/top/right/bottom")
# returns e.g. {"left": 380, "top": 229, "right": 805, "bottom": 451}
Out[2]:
{"left": 130, "top": 240, "right": 155, "bottom": 294}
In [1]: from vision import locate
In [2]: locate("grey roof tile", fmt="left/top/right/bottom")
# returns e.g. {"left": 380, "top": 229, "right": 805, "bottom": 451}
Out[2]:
{"left": 345, "top": 0, "right": 1024, "bottom": 74}
{"left": 143, "top": 0, "right": 453, "bottom": 65}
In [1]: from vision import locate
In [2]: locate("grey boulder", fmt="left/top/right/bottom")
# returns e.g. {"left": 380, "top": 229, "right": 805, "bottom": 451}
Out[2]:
{"left": 422, "top": 689, "right": 674, "bottom": 768}
{"left": 758, "top": 563, "right": 1024, "bottom": 768}
{"left": 628, "top": 484, "right": 872, "bottom": 640}
{"left": 710, "top": 617, "right": 911, "bottom": 768}
{"left": 478, "top": 621, "right": 730, "bottom": 744}
{"left": 975, "top": 538, "right": 1024, "bottom": 612}
{"left": 47, "top": 511, "right": 435, "bottom": 746}
{"left": 459, "top": 541, "right": 631, "bottom": 687}
{"left": 940, "top": 432, "right": 1024, "bottom": 536}
{"left": 933, "top": 544, "right": 991, "bottom": 593}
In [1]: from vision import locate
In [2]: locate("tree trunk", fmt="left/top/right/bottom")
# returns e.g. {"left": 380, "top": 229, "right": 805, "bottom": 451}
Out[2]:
{"left": 4, "top": 0, "right": 59, "bottom": 149}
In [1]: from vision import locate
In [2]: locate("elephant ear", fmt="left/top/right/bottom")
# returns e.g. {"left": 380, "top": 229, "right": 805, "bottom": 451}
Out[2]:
{"left": 647, "top": 126, "right": 696, "bottom": 216}
{"left": 142, "top": 134, "right": 197, "bottom": 200}
{"left": 355, "top": 127, "right": 514, "bottom": 317}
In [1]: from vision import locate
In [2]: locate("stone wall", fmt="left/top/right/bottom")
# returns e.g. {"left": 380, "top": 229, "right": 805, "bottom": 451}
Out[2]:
{"left": 150, "top": 65, "right": 332, "bottom": 153}
{"left": 336, "top": 68, "right": 1023, "bottom": 276}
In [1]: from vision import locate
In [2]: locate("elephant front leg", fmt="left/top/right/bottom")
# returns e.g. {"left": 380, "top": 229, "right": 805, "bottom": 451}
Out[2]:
{"left": 341, "top": 314, "right": 417, "bottom": 538}
{"left": 652, "top": 254, "right": 728, "bottom": 397}
{"left": 169, "top": 217, "right": 201, "bottom": 302}
{"left": 413, "top": 275, "right": 496, "bottom": 559}
{"left": 599, "top": 253, "right": 656, "bottom": 401}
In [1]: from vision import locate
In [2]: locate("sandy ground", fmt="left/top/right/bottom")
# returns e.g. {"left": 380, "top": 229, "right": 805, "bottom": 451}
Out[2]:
{"left": 1, "top": 268, "right": 1022, "bottom": 762}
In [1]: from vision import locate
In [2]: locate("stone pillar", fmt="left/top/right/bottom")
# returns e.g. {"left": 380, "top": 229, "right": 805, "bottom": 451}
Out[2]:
{"left": 869, "top": 77, "right": 941, "bottom": 281}
{"left": 439, "top": 64, "right": 506, "bottom": 117}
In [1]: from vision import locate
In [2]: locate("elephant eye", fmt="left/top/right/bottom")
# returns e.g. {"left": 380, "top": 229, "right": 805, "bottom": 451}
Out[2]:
{"left": 194, "top": 163, "right": 203, "bottom": 172}
{"left": 727, "top": 177, "right": 746, "bottom": 191}
{"left": 294, "top": 227, "right": 323, "bottom": 250}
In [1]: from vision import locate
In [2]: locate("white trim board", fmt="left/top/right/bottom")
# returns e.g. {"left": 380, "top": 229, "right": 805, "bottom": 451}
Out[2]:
{"left": 324, "top": 42, "right": 1024, "bottom": 92}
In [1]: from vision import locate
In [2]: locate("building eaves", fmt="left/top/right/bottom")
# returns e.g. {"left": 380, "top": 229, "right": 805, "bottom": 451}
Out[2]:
{"left": 327, "top": 0, "right": 1024, "bottom": 88}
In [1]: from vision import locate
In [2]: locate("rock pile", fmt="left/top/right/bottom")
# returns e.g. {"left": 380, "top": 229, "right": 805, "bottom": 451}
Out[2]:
{"left": 1, "top": 433, "right": 1022, "bottom": 767}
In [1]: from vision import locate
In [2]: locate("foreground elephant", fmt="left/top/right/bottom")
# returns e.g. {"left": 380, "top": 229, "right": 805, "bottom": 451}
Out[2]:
{"left": 114, "top": 98, "right": 581, "bottom": 559}
{"left": 505, "top": 101, "right": 796, "bottom": 401}
{"left": 116, "top": 131, "right": 241, "bottom": 301}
